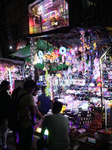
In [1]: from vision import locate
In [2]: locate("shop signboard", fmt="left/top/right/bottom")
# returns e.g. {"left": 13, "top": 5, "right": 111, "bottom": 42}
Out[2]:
{"left": 29, "top": 0, "right": 69, "bottom": 34}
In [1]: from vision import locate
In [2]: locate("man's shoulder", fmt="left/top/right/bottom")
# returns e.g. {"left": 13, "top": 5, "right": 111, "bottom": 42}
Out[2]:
{"left": 38, "top": 93, "right": 44, "bottom": 99}
{"left": 38, "top": 93, "right": 43, "bottom": 97}
{"left": 19, "top": 91, "right": 33, "bottom": 102}
{"left": 44, "top": 114, "right": 68, "bottom": 123}
{"left": 44, "top": 114, "right": 53, "bottom": 120}
{"left": 0, "top": 90, "right": 10, "bottom": 98}
{"left": 0, "top": 90, "right": 6, "bottom": 94}
{"left": 19, "top": 90, "right": 29, "bottom": 96}
{"left": 59, "top": 114, "right": 69, "bottom": 121}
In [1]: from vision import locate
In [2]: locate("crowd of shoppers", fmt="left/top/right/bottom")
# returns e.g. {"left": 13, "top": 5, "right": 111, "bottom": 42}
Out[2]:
{"left": 0, "top": 79, "right": 70, "bottom": 150}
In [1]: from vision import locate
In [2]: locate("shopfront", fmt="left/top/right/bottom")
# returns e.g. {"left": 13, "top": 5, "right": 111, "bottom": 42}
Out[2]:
{"left": 12, "top": 0, "right": 112, "bottom": 149}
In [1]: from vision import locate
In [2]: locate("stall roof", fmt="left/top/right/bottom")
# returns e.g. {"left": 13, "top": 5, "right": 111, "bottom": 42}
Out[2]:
{"left": 35, "top": 26, "right": 112, "bottom": 48}
{"left": 11, "top": 26, "right": 112, "bottom": 71}
{"left": 12, "top": 26, "right": 112, "bottom": 58}
{"left": 11, "top": 40, "right": 55, "bottom": 58}
{"left": 0, "top": 58, "right": 24, "bottom": 65}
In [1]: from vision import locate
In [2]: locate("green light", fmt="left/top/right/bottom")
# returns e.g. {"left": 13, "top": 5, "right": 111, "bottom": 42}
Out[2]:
{"left": 44, "top": 129, "right": 49, "bottom": 136}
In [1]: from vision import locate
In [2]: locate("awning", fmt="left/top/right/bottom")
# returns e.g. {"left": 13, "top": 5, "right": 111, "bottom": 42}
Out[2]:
{"left": 12, "top": 40, "right": 55, "bottom": 58}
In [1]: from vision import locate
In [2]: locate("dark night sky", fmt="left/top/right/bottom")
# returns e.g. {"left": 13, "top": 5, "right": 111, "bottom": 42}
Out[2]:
{"left": 0, "top": 0, "right": 112, "bottom": 58}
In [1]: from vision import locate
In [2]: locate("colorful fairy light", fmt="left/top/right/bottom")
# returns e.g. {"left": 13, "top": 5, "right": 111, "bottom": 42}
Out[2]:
{"left": 45, "top": 69, "right": 51, "bottom": 97}
{"left": 56, "top": 73, "right": 62, "bottom": 78}
{"left": 0, "top": 63, "right": 23, "bottom": 92}
{"left": 50, "top": 75, "right": 54, "bottom": 101}
{"left": 30, "top": 37, "right": 36, "bottom": 80}
{"left": 8, "top": 68, "right": 13, "bottom": 93}
{"left": 36, "top": 127, "right": 42, "bottom": 133}
{"left": 59, "top": 46, "right": 67, "bottom": 55}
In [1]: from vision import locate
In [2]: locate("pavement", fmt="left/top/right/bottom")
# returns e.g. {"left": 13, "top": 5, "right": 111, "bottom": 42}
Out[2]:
{"left": 6, "top": 130, "right": 78, "bottom": 150}
{"left": 4, "top": 130, "right": 16, "bottom": 150}
{"left": 0, "top": 130, "right": 38, "bottom": 150}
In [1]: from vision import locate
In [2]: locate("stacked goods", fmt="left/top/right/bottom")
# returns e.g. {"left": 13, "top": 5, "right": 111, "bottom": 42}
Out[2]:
{"left": 89, "top": 111, "right": 102, "bottom": 135}
{"left": 74, "top": 111, "right": 91, "bottom": 128}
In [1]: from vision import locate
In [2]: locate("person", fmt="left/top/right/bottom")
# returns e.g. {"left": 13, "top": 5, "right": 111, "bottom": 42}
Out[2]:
{"left": 38, "top": 86, "right": 52, "bottom": 115}
{"left": 0, "top": 80, "right": 12, "bottom": 150}
{"left": 37, "top": 101, "right": 70, "bottom": 150}
{"left": 10, "top": 86, "right": 23, "bottom": 150}
{"left": 17, "top": 80, "right": 36, "bottom": 150}
{"left": 32, "top": 86, "right": 44, "bottom": 120}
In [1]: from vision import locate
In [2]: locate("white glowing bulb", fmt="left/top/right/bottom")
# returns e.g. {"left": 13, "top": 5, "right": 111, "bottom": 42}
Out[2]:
{"left": 44, "top": 129, "right": 49, "bottom": 136}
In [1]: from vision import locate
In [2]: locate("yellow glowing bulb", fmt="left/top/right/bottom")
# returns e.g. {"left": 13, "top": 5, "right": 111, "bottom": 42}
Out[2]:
{"left": 36, "top": 127, "right": 42, "bottom": 133}
{"left": 56, "top": 73, "right": 61, "bottom": 77}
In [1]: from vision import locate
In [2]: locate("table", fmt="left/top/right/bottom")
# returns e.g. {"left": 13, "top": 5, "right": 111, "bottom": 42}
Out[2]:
{"left": 74, "top": 134, "right": 100, "bottom": 150}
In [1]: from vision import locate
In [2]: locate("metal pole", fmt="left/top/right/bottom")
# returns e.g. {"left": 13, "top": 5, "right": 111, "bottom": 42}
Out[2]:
{"left": 100, "top": 57, "right": 103, "bottom": 111}
{"left": 100, "top": 47, "right": 111, "bottom": 129}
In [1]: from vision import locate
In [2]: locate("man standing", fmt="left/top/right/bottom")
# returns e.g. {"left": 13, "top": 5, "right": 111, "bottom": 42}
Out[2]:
{"left": 38, "top": 101, "right": 70, "bottom": 150}
{"left": 32, "top": 86, "right": 44, "bottom": 120}
{"left": 38, "top": 86, "right": 51, "bottom": 115}
{"left": 0, "top": 80, "right": 12, "bottom": 150}
{"left": 17, "top": 80, "right": 36, "bottom": 150}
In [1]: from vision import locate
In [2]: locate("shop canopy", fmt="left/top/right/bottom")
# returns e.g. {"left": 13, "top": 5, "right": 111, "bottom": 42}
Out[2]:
{"left": 12, "top": 40, "right": 68, "bottom": 71}
{"left": 12, "top": 40, "right": 55, "bottom": 58}
{"left": 12, "top": 27, "right": 112, "bottom": 71}
{"left": 25, "top": 56, "right": 67, "bottom": 72}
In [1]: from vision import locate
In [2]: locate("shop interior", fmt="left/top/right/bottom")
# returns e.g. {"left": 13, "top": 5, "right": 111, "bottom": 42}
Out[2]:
{"left": 12, "top": 27, "right": 112, "bottom": 149}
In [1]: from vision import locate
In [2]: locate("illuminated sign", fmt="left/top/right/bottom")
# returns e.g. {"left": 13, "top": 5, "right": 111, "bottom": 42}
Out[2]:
{"left": 73, "top": 79, "right": 86, "bottom": 86}
{"left": 29, "top": 0, "right": 69, "bottom": 34}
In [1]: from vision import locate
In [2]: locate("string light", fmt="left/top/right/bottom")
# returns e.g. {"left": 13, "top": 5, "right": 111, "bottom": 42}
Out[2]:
{"left": 30, "top": 37, "right": 36, "bottom": 80}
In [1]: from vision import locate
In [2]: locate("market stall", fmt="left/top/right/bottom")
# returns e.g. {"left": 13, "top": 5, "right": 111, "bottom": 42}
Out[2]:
{"left": 0, "top": 58, "right": 24, "bottom": 93}
{"left": 12, "top": 25, "right": 112, "bottom": 149}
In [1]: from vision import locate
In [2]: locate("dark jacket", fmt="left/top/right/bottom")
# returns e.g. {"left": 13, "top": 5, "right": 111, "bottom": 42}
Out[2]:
{"left": 0, "top": 89, "right": 12, "bottom": 120}
{"left": 38, "top": 93, "right": 51, "bottom": 115}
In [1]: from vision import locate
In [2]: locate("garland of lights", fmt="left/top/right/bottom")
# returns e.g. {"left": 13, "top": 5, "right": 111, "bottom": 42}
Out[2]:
{"left": 0, "top": 63, "right": 23, "bottom": 93}
{"left": 30, "top": 37, "right": 36, "bottom": 80}
{"left": 45, "top": 69, "right": 51, "bottom": 97}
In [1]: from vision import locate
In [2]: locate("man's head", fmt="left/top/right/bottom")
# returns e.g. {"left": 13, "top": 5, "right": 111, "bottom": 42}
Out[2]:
{"left": 23, "top": 80, "right": 36, "bottom": 94}
{"left": 32, "top": 85, "right": 39, "bottom": 96}
{"left": 52, "top": 101, "right": 63, "bottom": 114}
{"left": 1, "top": 80, "right": 10, "bottom": 91}
{"left": 41, "top": 86, "right": 46, "bottom": 93}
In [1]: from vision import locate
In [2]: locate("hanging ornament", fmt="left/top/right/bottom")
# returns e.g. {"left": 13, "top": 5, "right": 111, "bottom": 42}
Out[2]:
{"left": 43, "top": 66, "right": 47, "bottom": 71}
{"left": 66, "top": 61, "right": 70, "bottom": 66}
{"left": 67, "top": 66, "right": 72, "bottom": 74}
{"left": 45, "top": 69, "right": 50, "bottom": 97}
{"left": 33, "top": 53, "right": 40, "bottom": 65}
{"left": 38, "top": 51, "right": 44, "bottom": 58}
{"left": 59, "top": 46, "right": 66, "bottom": 55}
{"left": 62, "top": 55, "right": 65, "bottom": 63}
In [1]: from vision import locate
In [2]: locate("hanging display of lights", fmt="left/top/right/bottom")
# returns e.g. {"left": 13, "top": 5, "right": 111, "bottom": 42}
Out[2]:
{"left": 0, "top": 61, "right": 23, "bottom": 93}
{"left": 30, "top": 37, "right": 36, "bottom": 80}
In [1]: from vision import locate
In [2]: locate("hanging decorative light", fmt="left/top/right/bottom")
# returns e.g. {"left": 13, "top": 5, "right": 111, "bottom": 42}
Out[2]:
{"left": 30, "top": 37, "right": 36, "bottom": 80}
